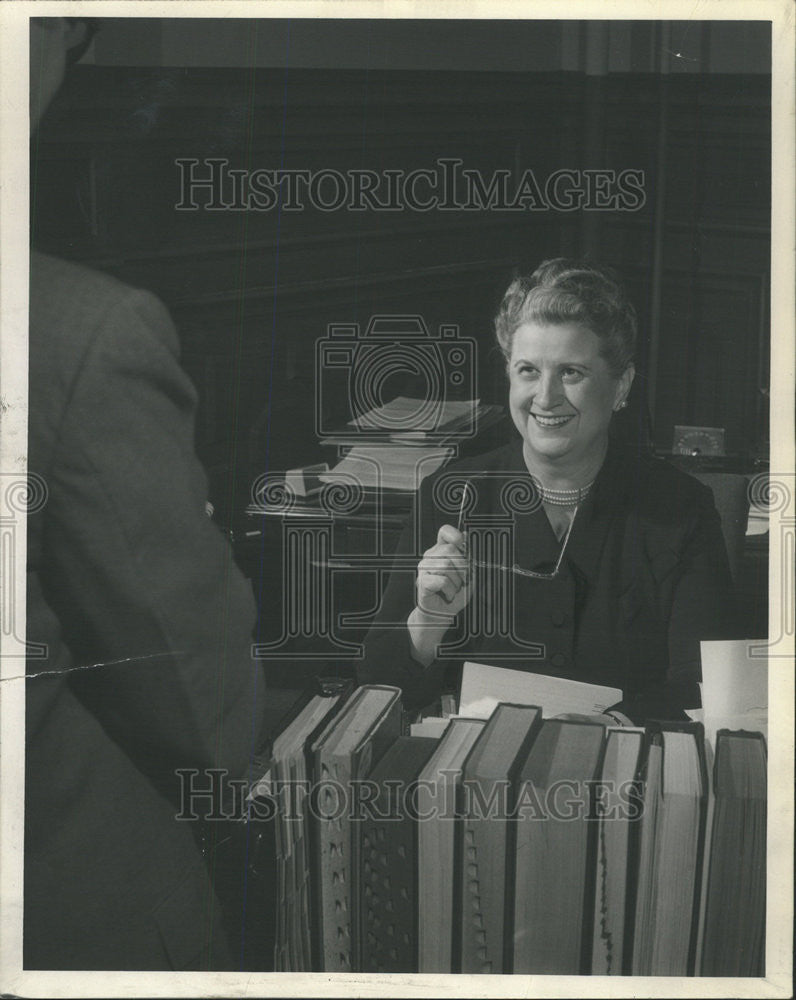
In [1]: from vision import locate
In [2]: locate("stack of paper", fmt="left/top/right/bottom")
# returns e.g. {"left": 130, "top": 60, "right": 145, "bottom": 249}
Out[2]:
{"left": 319, "top": 444, "right": 452, "bottom": 491}
{"left": 350, "top": 396, "right": 479, "bottom": 433}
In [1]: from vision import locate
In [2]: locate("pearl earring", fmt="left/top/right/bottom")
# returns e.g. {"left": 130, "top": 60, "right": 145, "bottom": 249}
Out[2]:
{"left": 616, "top": 400, "right": 628, "bottom": 411}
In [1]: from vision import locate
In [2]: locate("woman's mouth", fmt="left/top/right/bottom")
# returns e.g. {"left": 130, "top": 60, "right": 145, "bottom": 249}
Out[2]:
{"left": 531, "top": 413, "right": 574, "bottom": 428}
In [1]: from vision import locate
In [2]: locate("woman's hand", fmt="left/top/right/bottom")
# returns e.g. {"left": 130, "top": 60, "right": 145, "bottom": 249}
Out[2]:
{"left": 408, "top": 524, "right": 472, "bottom": 667}
{"left": 416, "top": 524, "right": 471, "bottom": 617}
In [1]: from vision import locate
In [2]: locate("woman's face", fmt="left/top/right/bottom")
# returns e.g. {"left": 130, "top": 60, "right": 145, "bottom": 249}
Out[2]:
{"left": 507, "top": 321, "right": 634, "bottom": 469}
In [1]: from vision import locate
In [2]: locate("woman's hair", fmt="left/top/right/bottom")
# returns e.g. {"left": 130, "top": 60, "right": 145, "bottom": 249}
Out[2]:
{"left": 494, "top": 258, "right": 637, "bottom": 376}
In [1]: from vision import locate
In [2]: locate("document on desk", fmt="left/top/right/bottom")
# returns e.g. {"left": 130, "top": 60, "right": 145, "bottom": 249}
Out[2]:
{"left": 694, "top": 639, "right": 768, "bottom": 745}
{"left": 349, "top": 395, "right": 479, "bottom": 432}
{"left": 458, "top": 661, "right": 622, "bottom": 720}
{"left": 319, "top": 444, "right": 452, "bottom": 491}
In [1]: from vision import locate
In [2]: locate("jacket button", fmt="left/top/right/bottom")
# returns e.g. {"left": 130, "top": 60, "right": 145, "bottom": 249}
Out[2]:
{"left": 550, "top": 611, "right": 566, "bottom": 627}
{"left": 550, "top": 653, "right": 566, "bottom": 668}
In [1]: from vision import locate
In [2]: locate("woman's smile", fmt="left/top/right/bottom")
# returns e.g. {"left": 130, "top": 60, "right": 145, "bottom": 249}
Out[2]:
{"left": 508, "top": 320, "right": 634, "bottom": 478}
{"left": 530, "top": 412, "right": 575, "bottom": 428}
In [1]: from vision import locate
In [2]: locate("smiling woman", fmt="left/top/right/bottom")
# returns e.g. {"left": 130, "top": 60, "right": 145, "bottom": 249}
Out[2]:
{"left": 499, "top": 262, "right": 636, "bottom": 539}
{"left": 359, "top": 259, "right": 740, "bottom": 724}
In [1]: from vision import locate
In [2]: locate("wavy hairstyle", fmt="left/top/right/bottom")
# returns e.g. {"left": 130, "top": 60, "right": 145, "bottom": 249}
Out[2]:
{"left": 494, "top": 258, "right": 637, "bottom": 377}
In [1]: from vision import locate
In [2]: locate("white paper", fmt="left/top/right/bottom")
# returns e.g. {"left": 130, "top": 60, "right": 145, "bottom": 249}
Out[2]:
{"left": 319, "top": 444, "right": 451, "bottom": 490}
{"left": 458, "top": 661, "right": 622, "bottom": 719}
{"left": 699, "top": 639, "right": 769, "bottom": 747}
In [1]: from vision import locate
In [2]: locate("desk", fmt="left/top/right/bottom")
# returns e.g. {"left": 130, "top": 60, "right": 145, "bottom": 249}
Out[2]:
{"left": 230, "top": 487, "right": 415, "bottom": 688}
{"left": 231, "top": 450, "right": 771, "bottom": 687}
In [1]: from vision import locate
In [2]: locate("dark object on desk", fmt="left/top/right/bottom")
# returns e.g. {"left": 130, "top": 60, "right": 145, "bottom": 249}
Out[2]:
{"left": 690, "top": 472, "right": 750, "bottom": 584}
{"left": 673, "top": 425, "right": 726, "bottom": 457}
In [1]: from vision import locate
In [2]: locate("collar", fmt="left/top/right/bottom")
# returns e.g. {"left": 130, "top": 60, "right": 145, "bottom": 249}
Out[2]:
{"left": 505, "top": 436, "right": 635, "bottom": 580}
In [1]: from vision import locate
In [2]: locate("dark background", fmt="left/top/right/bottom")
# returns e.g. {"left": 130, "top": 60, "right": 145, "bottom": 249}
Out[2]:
{"left": 30, "top": 17, "right": 771, "bottom": 646}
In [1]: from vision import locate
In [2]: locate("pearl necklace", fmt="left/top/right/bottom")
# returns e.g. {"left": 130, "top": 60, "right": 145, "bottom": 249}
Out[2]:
{"left": 536, "top": 479, "right": 595, "bottom": 507}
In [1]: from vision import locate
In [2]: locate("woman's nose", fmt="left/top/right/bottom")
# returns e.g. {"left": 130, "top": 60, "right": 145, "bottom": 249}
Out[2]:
{"left": 534, "top": 373, "right": 563, "bottom": 410}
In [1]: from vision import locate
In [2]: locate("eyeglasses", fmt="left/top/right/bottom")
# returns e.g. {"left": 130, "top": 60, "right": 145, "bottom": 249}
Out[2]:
{"left": 468, "top": 504, "right": 579, "bottom": 581}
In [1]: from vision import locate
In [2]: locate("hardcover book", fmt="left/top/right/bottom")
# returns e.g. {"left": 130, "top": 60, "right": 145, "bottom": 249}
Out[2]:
{"left": 357, "top": 736, "right": 440, "bottom": 973}
{"left": 590, "top": 727, "right": 644, "bottom": 975}
{"left": 309, "top": 685, "right": 403, "bottom": 971}
{"left": 456, "top": 702, "right": 543, "bottom": 974}
{"left": 700, "top": 729, "right": 767, "bottom": 976}
{"left": 270, "top": 681, "right": 352, "bottom": 971}
{"left": 416, "top": 717, "right": 487, "bottom": 973}
{"left": 510, "top": 719, "right": 606, "bottom": 974}
{"left": 630, "top": 722, "right": 708, "bottom": 976}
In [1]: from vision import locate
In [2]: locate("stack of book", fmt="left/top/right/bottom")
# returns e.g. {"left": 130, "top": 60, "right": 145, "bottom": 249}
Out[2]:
{"left": 265, "top": 683, "right": 767, "bottom": 977}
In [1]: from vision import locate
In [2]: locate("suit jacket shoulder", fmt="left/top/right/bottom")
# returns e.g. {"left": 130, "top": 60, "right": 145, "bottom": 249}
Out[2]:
{"left": 30, "top": 250, "right": 178, "bottom": 357}
{"left": 615, "top": 450, "right": 718, "bottom": 541}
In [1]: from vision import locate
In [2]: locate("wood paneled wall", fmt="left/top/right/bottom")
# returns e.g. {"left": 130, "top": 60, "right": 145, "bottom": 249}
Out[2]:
{"left": 32, "top": 67, "right": 770, "bottom": 512}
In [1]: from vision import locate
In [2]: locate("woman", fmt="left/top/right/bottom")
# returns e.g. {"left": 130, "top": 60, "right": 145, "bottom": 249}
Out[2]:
{"left": 358, "top": 259, "right": 737, "bottom": 724}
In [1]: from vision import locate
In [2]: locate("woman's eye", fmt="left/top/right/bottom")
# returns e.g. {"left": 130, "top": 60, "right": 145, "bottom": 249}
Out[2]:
{"left": 562, "top": 368, "right": 584, "bottom": 382}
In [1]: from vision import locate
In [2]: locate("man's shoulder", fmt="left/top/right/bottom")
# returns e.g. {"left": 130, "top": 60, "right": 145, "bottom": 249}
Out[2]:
{"left": 31, "top": 250, "right": 130, "bottom": 298}
{"left": 29, "top": 251, "right": 177, "bottom": 373}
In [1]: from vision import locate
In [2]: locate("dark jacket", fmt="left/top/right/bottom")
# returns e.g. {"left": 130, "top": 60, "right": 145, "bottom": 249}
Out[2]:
{"left": 358, "top": 438, "right": 738, "bottom": 723}
{"left": 24, "top": 253, "right": 265, "bottom": 969}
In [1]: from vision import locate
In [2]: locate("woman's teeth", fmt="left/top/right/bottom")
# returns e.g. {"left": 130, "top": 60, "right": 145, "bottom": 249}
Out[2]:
{"left": 532, "top": 414, "right": 572, "bottom": 427}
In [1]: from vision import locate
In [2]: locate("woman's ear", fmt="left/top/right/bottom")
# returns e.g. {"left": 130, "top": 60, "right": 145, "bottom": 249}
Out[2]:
{"left": 614, "top": 363, "right": 635, "bottom": 410}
